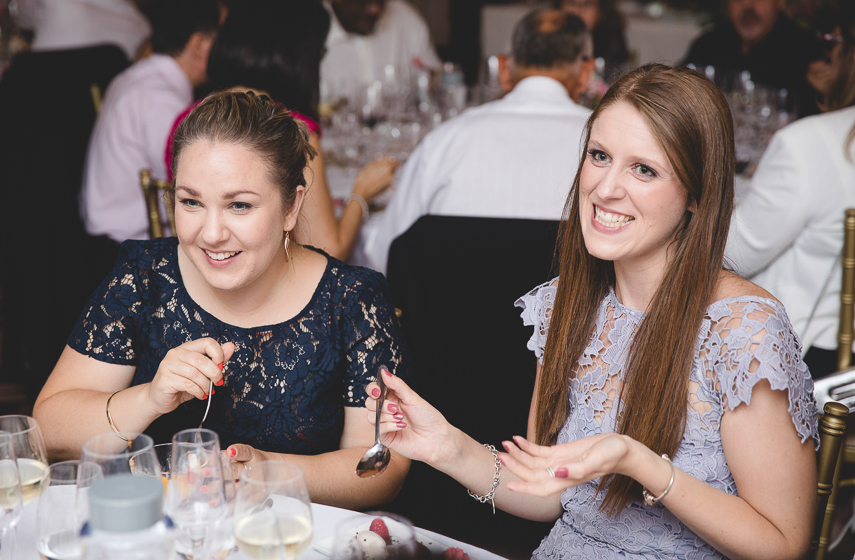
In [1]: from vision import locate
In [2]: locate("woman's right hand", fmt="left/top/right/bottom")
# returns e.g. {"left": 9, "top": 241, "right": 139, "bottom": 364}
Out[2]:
{"left": 352, "top": 156, "right": 399, "bottom": 202}
{"left": 365, "top": 369, "right": 457, "bottom": 466}
{"left": 147, "top": 338, "right": 235, "bottom": 416}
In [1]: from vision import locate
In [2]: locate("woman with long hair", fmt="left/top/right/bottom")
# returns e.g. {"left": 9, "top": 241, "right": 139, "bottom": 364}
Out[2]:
{"left": 727, "top": 4, "right": 855, "bottom": 378}
{"left": 166, "top": 0, "right": 398, "bottom": 260}
{"left": 368, "top": 63, "right": 817, "bottom": 559}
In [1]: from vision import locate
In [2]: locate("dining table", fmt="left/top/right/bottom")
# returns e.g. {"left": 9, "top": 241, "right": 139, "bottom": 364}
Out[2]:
{"left": 16, "top": 499, "right": 508, "bottom": 559}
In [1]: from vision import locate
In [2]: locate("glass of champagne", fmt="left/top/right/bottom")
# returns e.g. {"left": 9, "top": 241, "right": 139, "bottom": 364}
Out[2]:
{"left": 168, "top": 428, "right": 227, "bottom": 560}
{"left": 36, "top": 461, "right": 82, "bottom": 560}
{"left": 233, "top": 461, "right": 313, "bottom": 560}
{"left": 0, "top": 415, "right": 48, "bottom": 505}
{"left": 0, "top": 432, "right": 22, "bottom": 560}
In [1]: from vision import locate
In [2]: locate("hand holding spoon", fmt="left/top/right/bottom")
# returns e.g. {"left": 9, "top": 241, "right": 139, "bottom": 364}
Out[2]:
{"left": 355, "top": 366, "right": 392, "bottom": 478}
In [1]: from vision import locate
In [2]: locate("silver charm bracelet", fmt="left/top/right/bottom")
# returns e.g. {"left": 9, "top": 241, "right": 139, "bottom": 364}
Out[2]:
{"left": 467, "top": 443, "right": 501, "bottom": 514}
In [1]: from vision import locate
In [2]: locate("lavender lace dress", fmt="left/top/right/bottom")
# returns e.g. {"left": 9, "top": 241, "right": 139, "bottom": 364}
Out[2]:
{"left": 516, "top": 280, "right": 818, "bottom": 560}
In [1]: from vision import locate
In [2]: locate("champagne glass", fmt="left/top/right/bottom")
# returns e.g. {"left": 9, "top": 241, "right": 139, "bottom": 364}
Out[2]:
{"left": 0, "top": 432, "right": 23, "bottom": 560}
{"left": 168, "top": 428, "right": 227, "bottom": 560}
{"left": 130, "top": 443, "right": 171, "bottom": 495}
{"left": 331, "top": 512, "right": 417, "bottom": 560}
{"left": 0, "top": 415, "right": 48, "bottom": 505}
{"left": 233, "top": 461, "right": 313, "bottom": 560}
{"left": 36, "top": 461, "right": 82, "bottom": 560}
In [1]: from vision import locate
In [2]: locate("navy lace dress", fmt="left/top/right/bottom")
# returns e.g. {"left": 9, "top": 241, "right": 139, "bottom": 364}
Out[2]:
{"left": 68, "top": 238, "right": 412, "bottom": 453}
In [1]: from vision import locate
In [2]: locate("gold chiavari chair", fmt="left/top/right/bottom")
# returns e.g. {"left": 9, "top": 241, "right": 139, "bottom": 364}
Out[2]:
{"left": 139, "top": 169, "right": 175, "bottom": 239}
{"left": 838, "top": 209, "right": 855, "bottom": 371}
{"left": 814, "top": 402, "right": 850, "bottom": 560}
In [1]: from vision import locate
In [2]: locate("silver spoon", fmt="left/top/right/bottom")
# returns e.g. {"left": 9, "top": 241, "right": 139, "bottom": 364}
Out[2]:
{"left": 199, "top": 379, "right": 213, "bottom": 429}
{"left": 355, "top": 366, "right": 391, "bottom": 478}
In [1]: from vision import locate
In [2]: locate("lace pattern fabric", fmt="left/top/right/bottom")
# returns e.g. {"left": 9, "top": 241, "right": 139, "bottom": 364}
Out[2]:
{"left": 515, "top": 279, "right": 818, "bottom": 559}
{"left": 69, "top": 238, "right": 411, "bottom": 454}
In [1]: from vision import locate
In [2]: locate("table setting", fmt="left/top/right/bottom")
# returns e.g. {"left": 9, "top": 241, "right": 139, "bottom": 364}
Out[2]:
{"left": 0, "top": 412, "right": 504, "bottom": 560}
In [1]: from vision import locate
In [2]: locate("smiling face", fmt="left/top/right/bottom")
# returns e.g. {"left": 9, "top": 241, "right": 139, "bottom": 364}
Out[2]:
{"left": 579, "top": 102, "right": 694, "bottom": 273}
{"left": 173, "top": 140, "right": 302, "bottom": 294}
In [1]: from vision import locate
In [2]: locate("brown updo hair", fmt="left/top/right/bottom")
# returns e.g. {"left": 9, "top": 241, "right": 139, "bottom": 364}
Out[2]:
{"left": 171, "top": 90, "right": 317, "bottom": 211}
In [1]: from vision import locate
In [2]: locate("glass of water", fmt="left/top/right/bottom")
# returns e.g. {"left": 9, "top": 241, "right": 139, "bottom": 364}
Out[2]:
{"left": 36, "top": 460, "right": 83, "bottom": 560}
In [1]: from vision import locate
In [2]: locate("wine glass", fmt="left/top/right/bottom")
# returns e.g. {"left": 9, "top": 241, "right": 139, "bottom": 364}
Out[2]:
{"left": 168, "top": 428, "right": 227, "bottom": 560}
{"left": 0, "top": 415, "right": 48, "bottom": 505}
{"left": 331, "top": 511, "right": 417, "bottom": 560}
{"left": 36, "top": 461, "right": 82, "bottom": 560}
{"left": 0, "top": 432, "right": 22, "bottom": 560}
{"left": 129, "top": 443, "right": 171, "bottom": 495}
{"left": 233, "top": 461, "right": 313, "bottom": 560}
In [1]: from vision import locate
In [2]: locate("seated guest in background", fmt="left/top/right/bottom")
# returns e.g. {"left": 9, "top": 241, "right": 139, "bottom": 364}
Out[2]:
{"left": 167, "top": 0, "right": 398, "bottom": 261}
{"left": 682, "top": 0, "right": 822, "bottom": 117}
{"left": 11, "top": 0, "right": 150, "bottom": 61}
{"left": 726, "top": 6, "right": 855, "bottom": 379}
{"left": 368, "top": 64, "right": 818, "bottom": 560}
{"left": 34, "top": 91, "right": 412, "bottom": 509}
{"left": 321, "top": 0, "right": 441, "bottom": 94}
{"left": 554, "top": 0, "right": 628, "bottom": 82}
{"left": 363, "top": 9, "right": 595, "bottom": 275}
{"left": 80, "top": 0, "right": 220, "bottom": 245}
{"left": 0, "top": 0, "right": 147, "bottom": 404}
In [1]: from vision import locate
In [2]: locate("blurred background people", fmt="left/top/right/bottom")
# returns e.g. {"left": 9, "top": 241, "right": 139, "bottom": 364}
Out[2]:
{"left": 726, "top": 4, "right": 855, "bottom": 379}
{"left": 0, "top": 0, "right": 151, "bottom": 406}
{"left": 321, "top": 0, "right": 442, "bottom": 97}
{"left": 363, "top": 9, "right": 594, "bottom": 275}
{"left": 554, "top": 0, "right": 628, "bottom": 82}
{"left": 682, "top": 0, "right": 823, "bottom": 116}
{"left": 79, "top": 0, "right": 220, "bottom": 246}
{"left": 170, "top": 0, "right": 398, "bottom": 261}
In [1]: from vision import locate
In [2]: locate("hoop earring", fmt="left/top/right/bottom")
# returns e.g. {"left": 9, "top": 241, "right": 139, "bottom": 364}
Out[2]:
{"left": 284, "top": 230, "right": 291, "bottom": 261}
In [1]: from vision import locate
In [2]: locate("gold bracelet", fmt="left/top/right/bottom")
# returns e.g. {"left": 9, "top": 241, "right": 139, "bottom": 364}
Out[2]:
{"left": 106, "top": 390, "right": 130, "bottom": 442}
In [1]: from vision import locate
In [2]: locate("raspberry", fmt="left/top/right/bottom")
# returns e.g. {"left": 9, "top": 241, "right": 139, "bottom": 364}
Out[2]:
{"left": 369, "top": 518, "right": 391, "bottom": 545}
{"left": 443, "top": 547, "right": 470, "bottom": 560}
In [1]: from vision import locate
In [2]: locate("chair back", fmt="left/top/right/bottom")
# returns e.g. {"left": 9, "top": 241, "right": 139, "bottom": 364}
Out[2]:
{"left": 813, "top": 401, "right": 849, "bottom": 560}
{"left": 139, "top": 169, "right": 175, "bottom": 238}
{"left": 838, "top": 209, "right": 855, "bottom": 370}
{"left": 385, "top": 215, "right": 559, "bottom": 558}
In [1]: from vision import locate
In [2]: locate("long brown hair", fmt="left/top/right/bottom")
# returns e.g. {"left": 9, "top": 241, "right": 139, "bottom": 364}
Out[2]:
{"left": 535, "top": 64, "right": 735, "bottom": 515}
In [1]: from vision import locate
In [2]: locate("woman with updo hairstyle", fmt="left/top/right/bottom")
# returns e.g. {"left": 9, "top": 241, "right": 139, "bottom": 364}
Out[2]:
{"left": 555, "top": 0, "right": 629, "bottom": 81}
{"left": 34, "top": 91, "right": 413, "bottom": 509}
{"left": 366, "top": 64, "right": 818, "bottom": 559}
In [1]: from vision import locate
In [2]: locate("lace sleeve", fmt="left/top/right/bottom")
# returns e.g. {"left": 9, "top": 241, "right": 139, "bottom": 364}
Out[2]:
{"left": 514, "top": 278, "right": 558, "bottom": 365}
{"left": 338, "top": 267, "right": 413, "bottom": 407}
{"left": 67, "top": 242, "right": 143, "bottom": 365}
{"left": 706, "top": 298, "right": 819, "bottom": 447}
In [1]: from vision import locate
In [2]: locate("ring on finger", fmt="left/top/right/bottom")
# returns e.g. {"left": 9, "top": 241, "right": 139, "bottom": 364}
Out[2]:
{"left": 546, "top": 467, "right": 555, "bottom": 478}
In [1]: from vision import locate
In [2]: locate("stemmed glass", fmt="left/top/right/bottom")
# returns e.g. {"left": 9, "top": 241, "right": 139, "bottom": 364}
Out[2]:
{"left": 168, "top": 428, "right": 227, "bottom": 560}
{"left": 0, "top": 432, "right": 22, "bottom": 560}
{"left": 0, "top": 415, "right": 48, "bottom": 505}
{"left": 36, "top": 460, "right": 82, "bottom": 560}
{"left": 233, "top": 461, "right": 313, "bottom": 560}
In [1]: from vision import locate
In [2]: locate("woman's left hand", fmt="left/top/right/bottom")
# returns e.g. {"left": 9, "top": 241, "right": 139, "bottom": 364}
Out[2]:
{"left": 501, "top": 433, "right": 633, "bottom": 497}
{"left": 225, "top": 443, "right": 275, "bottom": 481}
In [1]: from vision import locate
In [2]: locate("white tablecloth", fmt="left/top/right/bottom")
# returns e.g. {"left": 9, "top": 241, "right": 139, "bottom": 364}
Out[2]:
{"left": 17, "top": 499, "right": 507, "bottom": 559}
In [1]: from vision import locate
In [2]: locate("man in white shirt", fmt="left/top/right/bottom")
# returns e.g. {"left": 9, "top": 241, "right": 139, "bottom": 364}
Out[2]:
{"left": 321, "top": 0, "right": 441, "bottom": 94}
{"left": 362, "top": 9, "right": 594, "bottom": 275}
{"left": 80, "top": 0, "right": 220, "bottom": 243}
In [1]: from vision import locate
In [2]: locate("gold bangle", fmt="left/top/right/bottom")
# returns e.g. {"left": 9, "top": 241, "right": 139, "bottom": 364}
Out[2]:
{"left": 106, "top": 390, "right": 130, "bottom": 442}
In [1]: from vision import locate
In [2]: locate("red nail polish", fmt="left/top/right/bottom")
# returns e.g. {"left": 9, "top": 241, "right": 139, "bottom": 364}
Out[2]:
{"left": 218, "top": 362, "right": 224, "bottom": 370}
{"left": 228, "top": 448, "right": 236, "bottom": 458}
{"left": 502, "top": 441, "right": 511, "bottom": 451}
{"left": 216, "top": 379, "right": 224, "bottom": 386}
{"left": 555, "top": 468, "right": 569, "bottom": 478}
{"left": 396, "top": 422, "right": 407, "bottom": 428}
{"left": 499, "top": 456, "right": 507, "bottom": 465}
{"left": 371, "top": 388, "right": 381, "bottom": 397}
{"left": 393, "top": 413, "right": 404, "bottom": 420}
{"left": 211, "top": 389, "right": 215, "bottom": 395}
{"left": 382, "top": 369, "right": 392, "bottom": 377}
{"left": 387, "top": 403, "right": 398, "bottom": 413}
{"left": 203, "top": 394, "right": 208, "bottom": 400}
